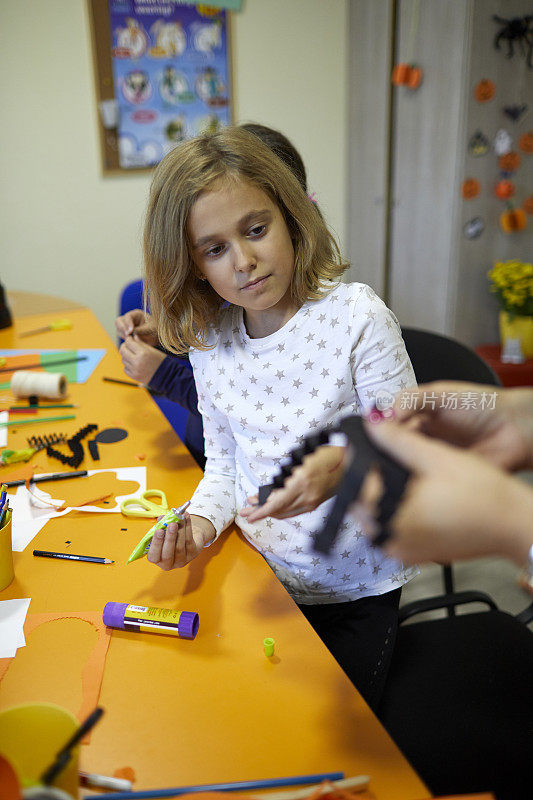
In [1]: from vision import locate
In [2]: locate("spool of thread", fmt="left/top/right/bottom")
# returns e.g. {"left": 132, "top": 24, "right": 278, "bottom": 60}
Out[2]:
{"left": 11, "top": 371, "right": 67, "bottom": 400}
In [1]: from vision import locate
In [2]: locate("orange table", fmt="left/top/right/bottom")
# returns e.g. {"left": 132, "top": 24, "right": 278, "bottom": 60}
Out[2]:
{"left": 0, "top": 301, "right": 429, "bottom": 799}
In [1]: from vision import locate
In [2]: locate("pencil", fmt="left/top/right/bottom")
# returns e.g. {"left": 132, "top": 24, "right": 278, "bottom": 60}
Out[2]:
{"left": 82, "top": 773, "right": 345, "bottom": 800}
{"left": 5, "top": 470, "right": 88, "bottom": 488}
{"left": 103, "top": 376, "right": 141, "bottom": 387}
{"left": 0, "top": 355, "right": 88, "bottom": 373}
{"left": 33, "top": 550, "right": 114, "bottom": 565}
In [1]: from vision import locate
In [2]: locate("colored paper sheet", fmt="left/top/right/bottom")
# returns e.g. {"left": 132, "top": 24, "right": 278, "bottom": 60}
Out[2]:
{"left": 9, "top": 467, "right": 147, "bottom": 551}
{"left": 0, "top": 349, "right": 106, "bottom": 387}
{"left": 0, "top": 611, "right": 111, "bottom": 732}
{"left": 0, "top": 598, "right": 31, "bottom": 659}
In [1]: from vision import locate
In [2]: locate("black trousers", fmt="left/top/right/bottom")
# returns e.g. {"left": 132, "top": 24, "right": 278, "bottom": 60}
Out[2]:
{"left": 297, "top": 588, "right": 401, "bottom": 710}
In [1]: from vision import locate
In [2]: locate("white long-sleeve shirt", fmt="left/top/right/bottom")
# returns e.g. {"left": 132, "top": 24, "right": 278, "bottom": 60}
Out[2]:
{"left": 188, "top": 282, "right": 418, "bottom": 604}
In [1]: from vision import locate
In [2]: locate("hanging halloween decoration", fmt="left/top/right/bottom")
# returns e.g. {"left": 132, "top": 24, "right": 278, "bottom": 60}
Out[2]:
{"left": 468, "top": 130, "right": 490, "bottom": 157}
{"left": 523, "top": 196, "right": 533, "bottom": 214}
{"left": 464, "top": 217, "right": 485, "bottom": 240}
{"left": 495, "top": 179, "right": 516, "bottom": 199}
{"left": 392, "top": 0, "right": 423, "bottom": 91}
{"left": 493, "top": 129, "right": 513, "bottom": 155}
{"left": 499, "top": 151, "right": 521, "bottom": 171}
{"left": 519, "top": 131, "right": 533, "bottom": 153}
{"left": 461, "top": 178, "right": 481, "bottom": 199}
{"left": 492, "top": 15, "right": 533, "bottom": 68}
{"left": 503, "top": 103, "right": 528, "bottom": 121}
{"left": 475, "top": 79, "right": 496, "bottom": 102}
{"left": 500, "top": 207, "right": 527, "bottom": 233}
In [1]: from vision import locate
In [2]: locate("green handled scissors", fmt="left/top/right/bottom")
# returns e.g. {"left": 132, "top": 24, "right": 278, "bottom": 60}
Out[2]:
{"left": 120, "top": 489, "right": 169, "bottom": 519}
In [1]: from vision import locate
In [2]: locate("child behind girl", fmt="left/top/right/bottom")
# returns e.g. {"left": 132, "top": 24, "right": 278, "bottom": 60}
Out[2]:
{"left": 143, "top": 127, "right": 418, "bottom": 708}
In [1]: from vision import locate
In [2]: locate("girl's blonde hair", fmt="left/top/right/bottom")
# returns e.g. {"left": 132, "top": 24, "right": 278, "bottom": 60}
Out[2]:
{"left": 144, "top": 126, "right": 348, "bottom": 353}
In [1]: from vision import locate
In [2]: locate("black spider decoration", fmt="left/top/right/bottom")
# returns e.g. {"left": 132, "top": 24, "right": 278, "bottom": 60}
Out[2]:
{"left": 493, "top": 15, "right": 533, "bottom": 68}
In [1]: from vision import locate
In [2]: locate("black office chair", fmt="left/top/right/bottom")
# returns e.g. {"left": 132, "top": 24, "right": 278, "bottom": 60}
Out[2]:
{"left": 378, "top": 328, "right": 533, "bottom": 799}
{"left": 401, "top": 327, "right": 501, "bottom": 612}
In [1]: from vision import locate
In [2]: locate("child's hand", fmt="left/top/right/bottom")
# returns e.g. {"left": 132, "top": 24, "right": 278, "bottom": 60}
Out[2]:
{"left": 147, "top": 512, "right": 216, "bottom": 570}
{"left": 115, "top": 309, "right": 159, "bottom": 346}
{"left": 240, "top": 446, "right": 346, "bottom": 522}
{"left": 119, "top": 335, "right": 166, "bottom": 384}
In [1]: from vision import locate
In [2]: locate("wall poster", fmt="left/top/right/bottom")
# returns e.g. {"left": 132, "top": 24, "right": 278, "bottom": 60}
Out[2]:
{"left": 108, "top": 1, "right": 232, "bottom": 169}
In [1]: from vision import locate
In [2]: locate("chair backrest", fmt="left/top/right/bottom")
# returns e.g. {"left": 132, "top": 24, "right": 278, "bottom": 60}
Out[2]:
{"left": 119, "top": 279, "right": 144, "bottom": 318}
{"left": 401, "top": 327, "right": 501, "bottom": 386}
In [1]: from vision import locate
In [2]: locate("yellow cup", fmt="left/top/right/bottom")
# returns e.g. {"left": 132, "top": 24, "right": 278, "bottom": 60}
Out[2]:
{"left": 0, "top": 703, "right": 80, "bottom": 798}
{"left": 0, "top": 510, "right": 14, "bottom": 591}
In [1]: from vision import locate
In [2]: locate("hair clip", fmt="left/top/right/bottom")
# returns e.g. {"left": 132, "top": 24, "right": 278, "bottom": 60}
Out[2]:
{"left": 307, "top": 192, "right": 318, "bottom": 204}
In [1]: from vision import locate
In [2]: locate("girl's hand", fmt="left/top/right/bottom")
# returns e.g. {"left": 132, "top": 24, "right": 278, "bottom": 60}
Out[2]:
{"left": 240, "top": 446, "right": 345, "bottom": 522}
{"left": 119, "top": 334, "right": 166, "bottom": 384}
{"left": 147, "top": 513, "right": 216, "bottom": 570}
{"left": 360, "top": 419, "right": 533, "bottom": 566}
{"left": 395, "top": 381, "right": 533, "bottom": 472}
{"left": 115, "top": 309, "right": 159, "bottom": 346}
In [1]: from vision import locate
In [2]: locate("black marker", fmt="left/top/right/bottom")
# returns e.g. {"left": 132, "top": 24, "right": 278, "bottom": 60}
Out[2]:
{"left": 33, "top": 550, "right": 114, "bottom": 565}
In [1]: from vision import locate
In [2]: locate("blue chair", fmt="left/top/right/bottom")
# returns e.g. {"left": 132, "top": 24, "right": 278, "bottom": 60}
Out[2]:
{"left": 118, "top": 279, "right": 190, "bottom": 443}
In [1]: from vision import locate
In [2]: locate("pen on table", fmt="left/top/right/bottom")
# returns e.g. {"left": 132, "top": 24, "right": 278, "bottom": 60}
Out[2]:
{"left": 33, "top": 550, "right": 114, "bottom": 565}
{"left": 5, "top": 470, "right": 88, "bottom": 487}
{"left": 81, "top": 773, "right": 345, "bottom": 800}
{"left": 41, "top": 707, "right": 104, "bottom": 785}
{"left": 103, "top": 376, "right": 164, "bottom": 396}
{"left": 8, "top": 404, "right": 78, "bottom": 411}
{"left": 79, "top": 772, "right": 133, "bottom": 791}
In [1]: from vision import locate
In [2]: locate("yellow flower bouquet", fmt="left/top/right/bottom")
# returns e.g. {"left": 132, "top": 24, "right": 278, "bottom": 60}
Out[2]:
{"left": 488, "top": 260, "right": 533, "bottom": 358}
{"left": 488, "top": 259, "right": 533, "bottom": 316}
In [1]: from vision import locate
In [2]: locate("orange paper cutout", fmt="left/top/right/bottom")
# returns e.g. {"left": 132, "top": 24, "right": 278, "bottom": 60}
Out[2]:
{"left": 0, "top": 611, "right": 111, "bottom": 739}
{"left": 0, "top": 464, "right": 35, "bottom": 485}
{"left": 47, "top": 472, "right": 140, "bottom": 508}
{"left": 0, "top": 354, "right": 46, "bottom": 381}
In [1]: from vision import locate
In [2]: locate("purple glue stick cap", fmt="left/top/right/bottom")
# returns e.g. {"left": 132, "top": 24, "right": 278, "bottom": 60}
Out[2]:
{"left": 103, "top": 601, "right": 127, "bottom": 630}
{"left": 179, "top": 611, "right": 199, "bottom": 639}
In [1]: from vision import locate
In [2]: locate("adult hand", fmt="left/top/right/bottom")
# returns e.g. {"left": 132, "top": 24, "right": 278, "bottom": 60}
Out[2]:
{"left": 240, "top": 445, "right": 345, "bottom": 522}
{"left": 360, "top": 419, "right": 533, "bottom": 566}
{"left": 394, "top": 381, "right": 533, "bottom": 472}
{"left": 115, "top": 308, "right": 159, "bottom": 345}
{"left": 119, "top": 334, "right": 166, "bottom": 384}
{"left": 147, "top": 513, "right": 215, "bottom": 570}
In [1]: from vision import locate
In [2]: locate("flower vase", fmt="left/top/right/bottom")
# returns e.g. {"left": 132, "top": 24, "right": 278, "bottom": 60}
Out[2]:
{"left": 499, "top": 310, "right": 533, "bottom": 359}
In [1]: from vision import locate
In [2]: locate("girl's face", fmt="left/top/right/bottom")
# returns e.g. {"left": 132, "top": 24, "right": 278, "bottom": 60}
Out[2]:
{"left": 188, "top": 178, "right": 298, "bottom": 337}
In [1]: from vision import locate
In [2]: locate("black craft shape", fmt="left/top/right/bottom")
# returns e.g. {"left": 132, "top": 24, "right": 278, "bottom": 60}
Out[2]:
{"left": 45, "top": 424, "right": 98, "bottom": 468}
{"left": 95, "top": 428, "right": 128, "bottom": 444}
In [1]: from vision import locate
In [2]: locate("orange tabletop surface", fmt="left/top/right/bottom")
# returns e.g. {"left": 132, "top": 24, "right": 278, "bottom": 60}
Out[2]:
{"left": 0, "top": 302, "right": 429, "bottom": 799}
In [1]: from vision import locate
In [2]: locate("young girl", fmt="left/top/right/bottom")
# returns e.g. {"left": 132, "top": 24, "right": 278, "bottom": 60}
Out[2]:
{"left": 144, "top": 127, "right": 418, "bottom": 708}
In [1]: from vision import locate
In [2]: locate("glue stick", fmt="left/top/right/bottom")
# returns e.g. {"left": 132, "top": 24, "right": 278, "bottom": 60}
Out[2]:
{"left": 103, "top": 602, "right": 199, "bottom": 639}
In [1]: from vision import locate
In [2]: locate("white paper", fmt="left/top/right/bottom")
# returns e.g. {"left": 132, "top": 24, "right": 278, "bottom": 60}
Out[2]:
{"left": 0, "top": 411, "right": 7, "bottom": 447}
{"left": 10, "top": 466, "right": 147, "bottom": 551}
{"left": 0, "top": 597, "right": 31, "bottom": 658}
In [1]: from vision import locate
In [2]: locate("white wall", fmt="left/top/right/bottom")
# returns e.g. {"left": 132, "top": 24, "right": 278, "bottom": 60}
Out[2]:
{"left": 1, "top": 0, "right": 348, "bottom": 338}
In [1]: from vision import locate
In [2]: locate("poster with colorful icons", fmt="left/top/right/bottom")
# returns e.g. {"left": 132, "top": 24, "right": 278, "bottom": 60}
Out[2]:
{"left": 108, "top": 1, "right": 232, "bottom": 169}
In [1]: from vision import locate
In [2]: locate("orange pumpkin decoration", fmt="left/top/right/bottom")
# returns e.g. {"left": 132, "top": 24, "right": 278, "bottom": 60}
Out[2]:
{"left": 494, "top": 179, "right": 515, "bottom": 199}
{"left": 523, "top": 196, "right": 533, "bottom": 215}
{"left": 407, "top": 66, "right": 423, "bottom": 89}
{"left": 474, "top": 79, "right": 495, "bottom": 102}
{"left": 519, "top": 131, "right": 533, "bottom": 154}
{"left": 461, "top": 178, "right": 480, "bottom": 199}
{"left": 499, "top": 151, "right": 521, "bottom": 172}
{"left": 392, "top": 63, "right": 411, "bottom": 85}
{"left": 500, "top": 208, "right": 527, "bottom": 233}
